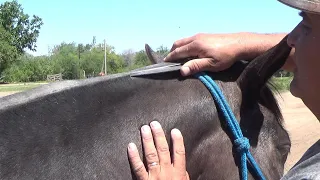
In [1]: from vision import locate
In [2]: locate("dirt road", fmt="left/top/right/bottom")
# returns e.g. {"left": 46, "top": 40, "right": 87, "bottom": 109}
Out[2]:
{"left": 276, "top": 92, "right": 320, "bottom": 172}
{"left": 0, "top": 91, "right": 19, "bottom": 97}
{"left": 0, "top": 91, "right": 319, "bottom": 172}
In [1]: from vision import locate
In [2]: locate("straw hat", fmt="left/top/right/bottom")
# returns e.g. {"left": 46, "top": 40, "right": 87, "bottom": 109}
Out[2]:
{"left": 278, "top": 0, "right": 320, "bottom": 14}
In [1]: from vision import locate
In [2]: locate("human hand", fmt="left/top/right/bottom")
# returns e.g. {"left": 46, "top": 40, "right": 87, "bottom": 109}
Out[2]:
{"left": 164, "top": 33, "right": 246, "bottom": 76}
{"left": 127, "top": 121, "right": 189, "bottom": 180}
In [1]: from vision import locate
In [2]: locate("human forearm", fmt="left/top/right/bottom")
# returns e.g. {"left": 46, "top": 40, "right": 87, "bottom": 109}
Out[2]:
{"left": 237, "top": 32, "right": 288, "bottom": 59}
{"left": 237, "top": 32, "right": 294, "bottom": 71}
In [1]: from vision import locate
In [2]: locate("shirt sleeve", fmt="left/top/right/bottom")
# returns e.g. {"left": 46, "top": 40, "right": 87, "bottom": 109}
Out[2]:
{"left": 281, "top": 140, "right": 320, "bottom": 180}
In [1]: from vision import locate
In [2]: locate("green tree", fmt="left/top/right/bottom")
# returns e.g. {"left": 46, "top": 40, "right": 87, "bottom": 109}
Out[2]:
{"left": 121, "top": 49, "right": 135, "bottom": 67}
{"left": 106, "top": 52, "right": 125, "bottom": 74}
{"left": 0, "top": 26, "right": 18, "bottom": 75}
{"left": 50, "top": 42, "right": 79, "bottom": 79}
{"left": 134, "top": 50, "right": 151, "bottom": 67}
{"left": 80, "top": 47, "right": 104, "bottom": 77}
{"left": 2, "top": 54, "right": 53, "bottom": 82}
{"left": 0, "top": 0, "right": 43, "bottom": 54}
{"left": 156, "top": 45, "right": 169, "bottom": 57}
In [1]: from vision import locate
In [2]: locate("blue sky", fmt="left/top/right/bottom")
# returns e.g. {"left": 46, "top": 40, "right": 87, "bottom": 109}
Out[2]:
{"left": 3, "top": 0, "right": 302, "bottom": 56}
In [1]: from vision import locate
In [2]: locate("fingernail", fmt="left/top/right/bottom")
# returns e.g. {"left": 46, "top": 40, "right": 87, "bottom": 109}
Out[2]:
{"left": 150, "top": 121, "right": 161, "bottom": 129}
{"left": 171, "top": 128, "right": 182, "bottom": 137}
{"left": 128, "top": 143, "right": 137, "bottom": 150}
{"left": 181, "top": 66, "right": 190, "bottom": 76}
{"left": 141, "top": 125, "right": 150, "bottom": 133}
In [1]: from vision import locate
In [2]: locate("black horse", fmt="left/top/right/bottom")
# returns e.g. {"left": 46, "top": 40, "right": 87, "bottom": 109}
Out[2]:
{"left": 0, "top": 36, "right": 291, "bottom": 179}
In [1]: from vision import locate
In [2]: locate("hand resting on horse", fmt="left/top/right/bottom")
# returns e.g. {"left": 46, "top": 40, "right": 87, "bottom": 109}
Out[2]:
{"left": 127, "top": 121, "right": 190, "bottom": 180}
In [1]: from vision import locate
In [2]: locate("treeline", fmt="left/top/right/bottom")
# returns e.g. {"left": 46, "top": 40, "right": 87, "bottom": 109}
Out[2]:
{"left": 2, "top": 40, "right": 169, "bottom": 82}
{"left": 0, "top": 1, "right": 169, "bottom": 83}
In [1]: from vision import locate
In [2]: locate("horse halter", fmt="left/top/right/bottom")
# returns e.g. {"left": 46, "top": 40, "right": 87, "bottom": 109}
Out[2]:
{"left": 195, "top": 72, "right": 266, "bottom": 180}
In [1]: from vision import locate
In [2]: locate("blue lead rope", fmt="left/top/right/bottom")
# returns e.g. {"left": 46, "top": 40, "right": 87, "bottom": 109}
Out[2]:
{"left": 194, "top": 72, "right": 266, "bottom": 180}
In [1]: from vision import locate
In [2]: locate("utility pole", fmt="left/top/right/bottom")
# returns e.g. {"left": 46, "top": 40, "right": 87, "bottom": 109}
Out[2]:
{"left": 47, "top": 45, "right": 51, "bottom": 60}
{"left": 104, "top": 39, "right": 107, "bottom": 75}
{"left": 78, "top": 45, "right": 81, "bottom": 78}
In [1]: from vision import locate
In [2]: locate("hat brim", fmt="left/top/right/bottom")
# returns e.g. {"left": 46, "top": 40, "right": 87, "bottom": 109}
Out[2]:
{"left": 278, "top": 0, "right": 320, "bottom": 14}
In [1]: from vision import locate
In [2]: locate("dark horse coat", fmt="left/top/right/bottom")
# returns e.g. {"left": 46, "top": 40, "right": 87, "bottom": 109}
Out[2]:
{"left": 0, "top": 36, "right": 292, "bottom": 179}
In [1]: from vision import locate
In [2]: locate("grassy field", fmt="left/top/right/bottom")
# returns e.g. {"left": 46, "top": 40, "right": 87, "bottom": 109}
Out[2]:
{"left": 0, "top": 82, "right": 47, "bottom": 92}
{"left": 0, "top": 77, "right": 292, "bottom": 94}
{"left": 270, "top": 77, "right": 293, "bottom": 92}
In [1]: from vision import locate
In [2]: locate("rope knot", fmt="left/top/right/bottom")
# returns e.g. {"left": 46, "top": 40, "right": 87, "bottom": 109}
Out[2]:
{"left": 195, "top": 73, "right": 266, "bottom": 180}
{"left": 234, "top": 137, "right": 250, "bottom": 153}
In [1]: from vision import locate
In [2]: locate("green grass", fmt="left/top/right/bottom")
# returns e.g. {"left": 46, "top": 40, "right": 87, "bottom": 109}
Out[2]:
{"left": 269, "top": 77, "right": 293, "bottom": 92}
{"left": 0, "top": 82, "right": 47, "bottom": 92}
{"left": 0, "top": 77, "right": 293, "bottom": 94}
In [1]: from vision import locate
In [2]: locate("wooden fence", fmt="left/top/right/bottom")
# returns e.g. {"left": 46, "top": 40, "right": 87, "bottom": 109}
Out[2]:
{"left": 46, "top": 73, "right": 63, "bottom": 82}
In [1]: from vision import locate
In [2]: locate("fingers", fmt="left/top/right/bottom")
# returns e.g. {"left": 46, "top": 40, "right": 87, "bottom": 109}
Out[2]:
{"left": 171, "top": 129, "right": 187, "bottom": 178}
{"left": 128, "top": 122, "right": 189, "bottom": 180}
{"left": 150, "top": 121, "right": 172, "bottom": 169}
{"left": 170, "top": 36, "right": 195, "bottom": 52}
{"left": 128, "top": 143, "right": 148, "bottom": 180}
{"left": 140, "top": 125, "right": 161, "bottom": 174}
{"left": 180, "top": 58, "right": 222, "bottom": 76}
{"left": 164, "top": 42, "right": 199, "bottom": 62}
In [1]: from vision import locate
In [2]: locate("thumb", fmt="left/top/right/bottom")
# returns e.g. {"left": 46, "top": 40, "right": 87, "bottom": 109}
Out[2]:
{"left": 180, "top": 58, "right": 220, "bottom": 76}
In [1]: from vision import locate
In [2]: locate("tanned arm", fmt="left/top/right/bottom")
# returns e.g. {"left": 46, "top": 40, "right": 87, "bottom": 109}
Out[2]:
{"left": 238, "top": 32, "right": 295, "bottom": 72}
